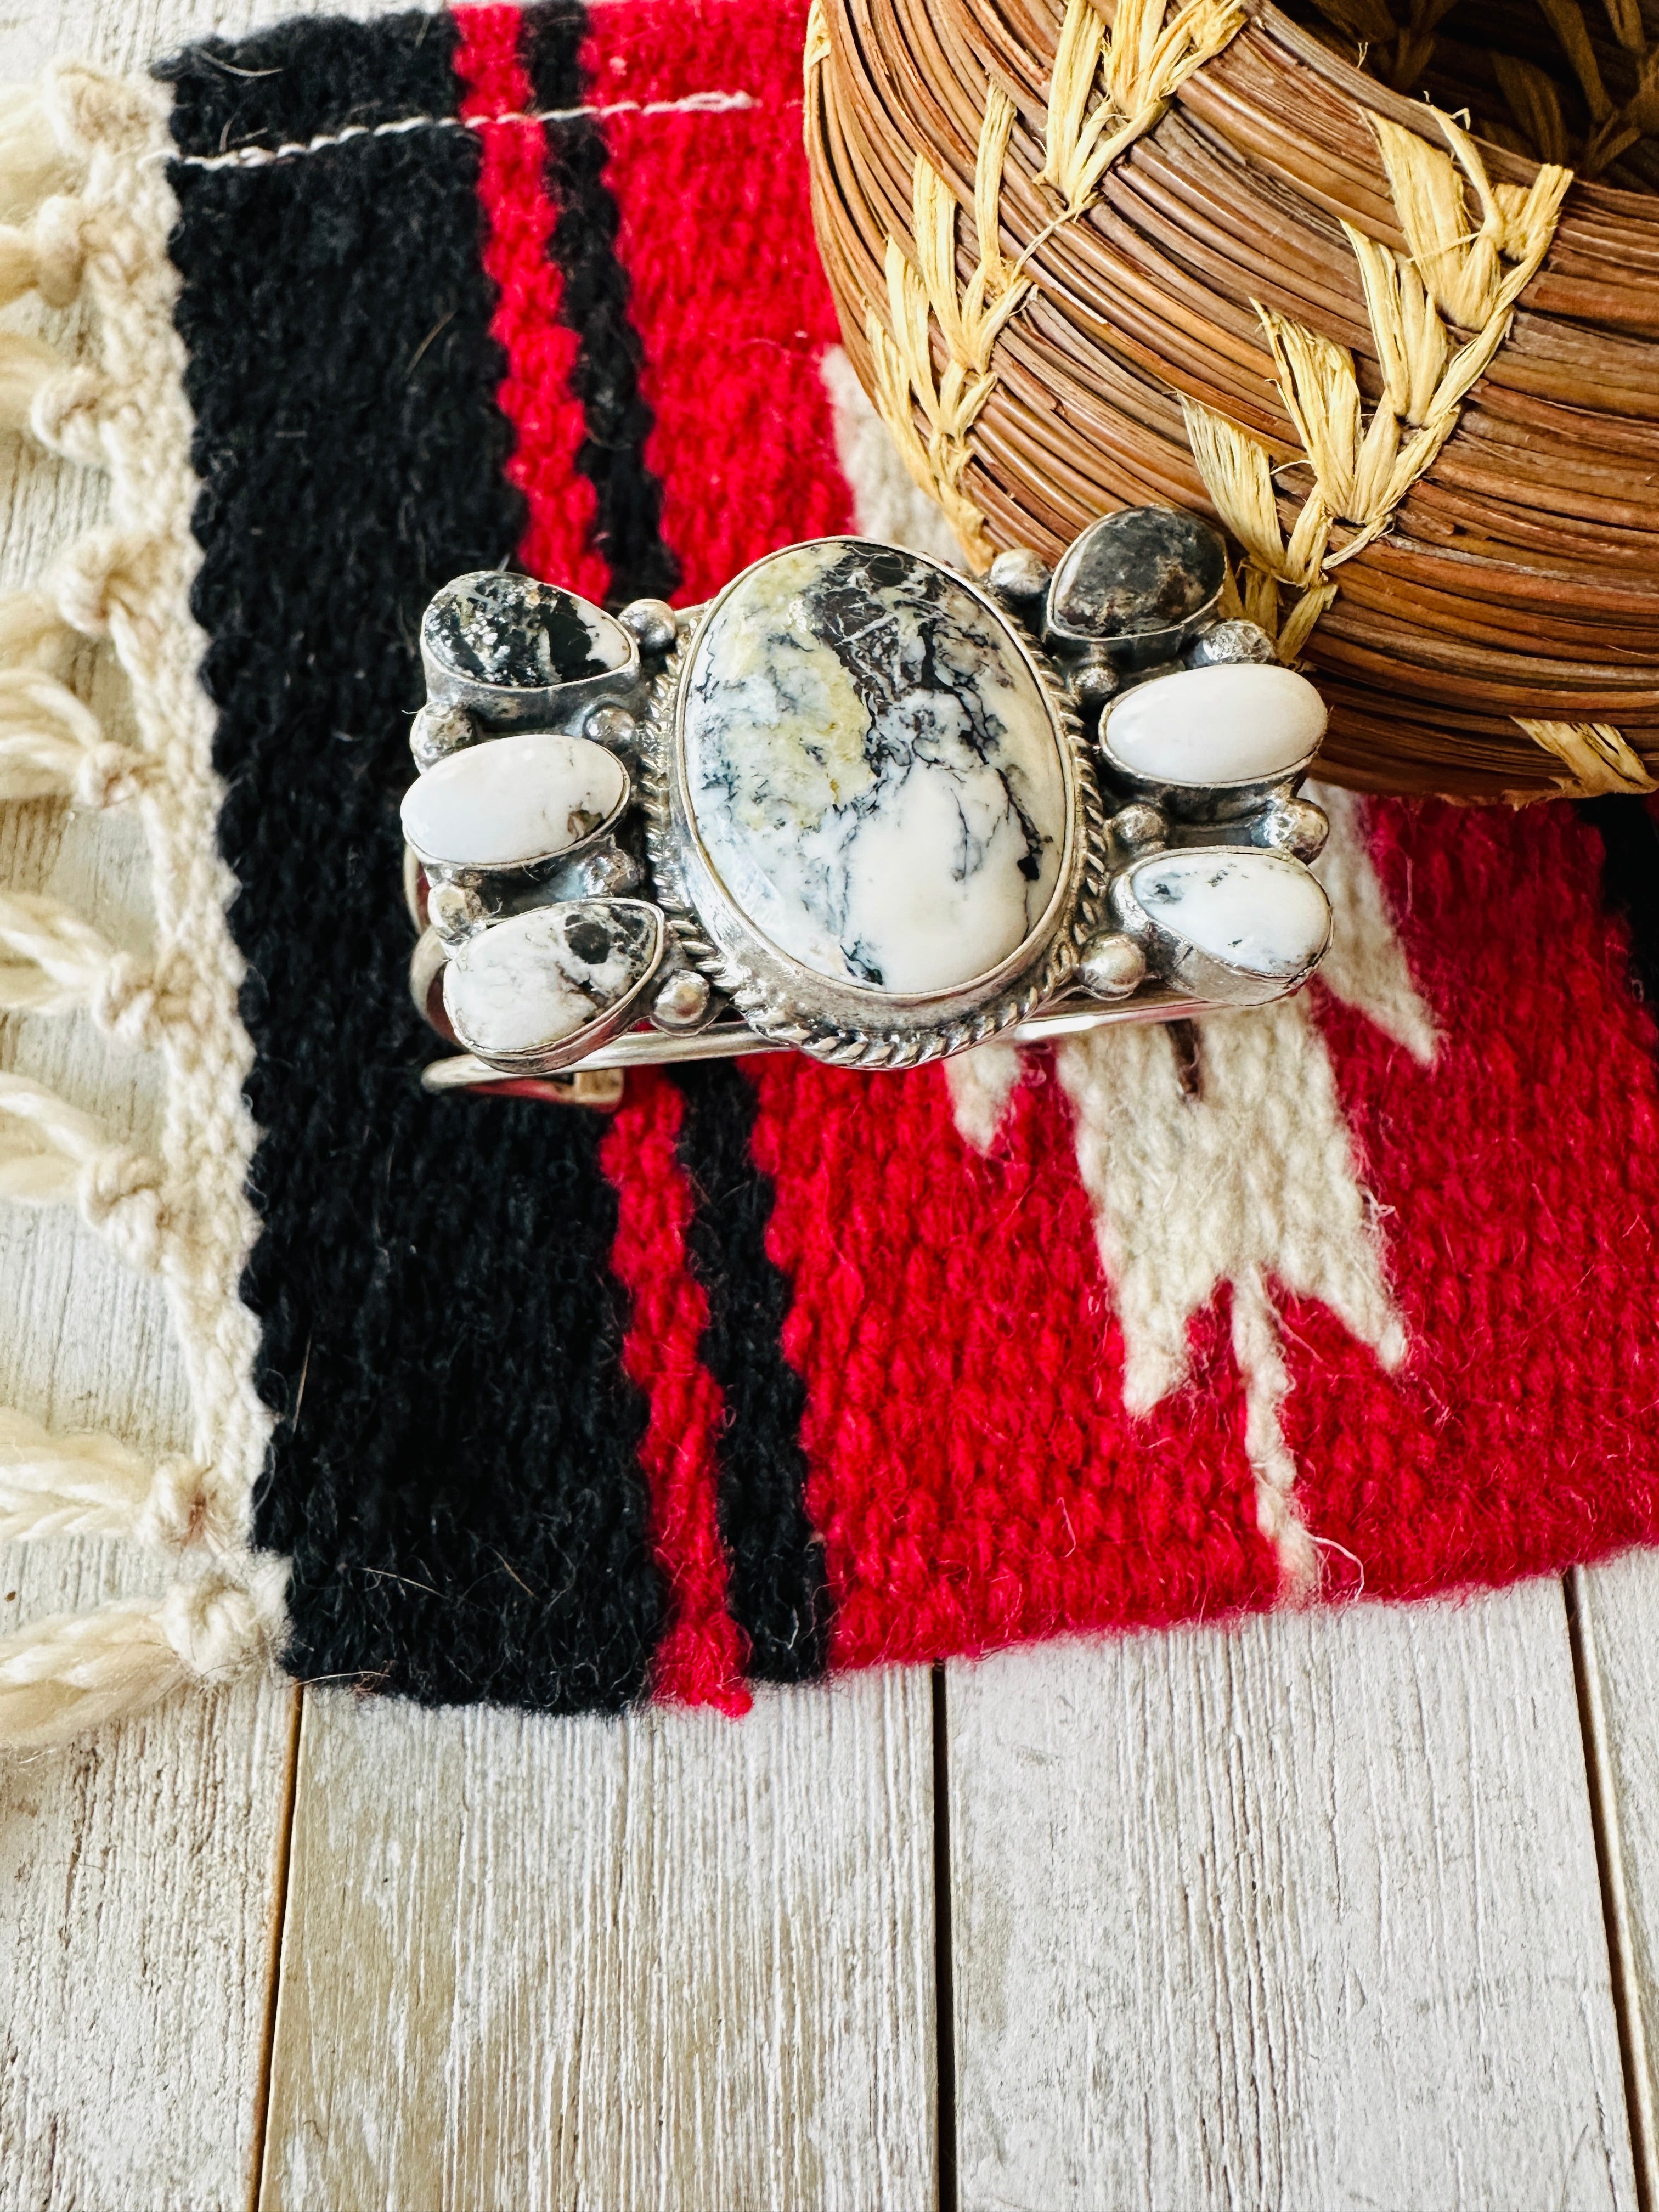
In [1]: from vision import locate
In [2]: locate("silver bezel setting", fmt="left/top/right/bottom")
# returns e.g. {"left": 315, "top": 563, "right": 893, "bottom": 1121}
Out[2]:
{"left": 401, "top": 736, "right": 634, "bottom": 879}
{"left": 641, "top": 545, "right": 1110, "bottom": 1069}
{"left": 440, "top": 899, "right": 667, "bottom": 1076}
{"left": 1109, "top": 845, "right": 1333, "bottom": 1007}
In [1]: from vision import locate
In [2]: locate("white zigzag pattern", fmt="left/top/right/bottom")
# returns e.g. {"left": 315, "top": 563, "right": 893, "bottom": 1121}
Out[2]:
{"left": 822, "top": 346, "right": 1438, "bottom": 1596}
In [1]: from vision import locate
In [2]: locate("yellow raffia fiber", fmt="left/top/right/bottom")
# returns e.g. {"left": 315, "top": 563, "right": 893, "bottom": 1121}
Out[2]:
{"left": 866, "top": 86, "right": 1030, "bottom": 568}
{"left": 1515, "top": 718, "right": 1657, "bottom": 795}
{"left": 1183, "top": 104, "right": 1571, "bottom": 673}
{"left": 804, "top": 0, "right": 831, "bottom": 72}
{"left": 864, "top": 0, "right": 1250, "bottom": 566}
{"left": 1037, "top": 0, "right": 1248, "bottom": 216}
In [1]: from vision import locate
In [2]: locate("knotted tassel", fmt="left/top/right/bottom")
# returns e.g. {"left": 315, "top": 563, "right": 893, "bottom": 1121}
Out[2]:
{"left": 0, "top": 1068, "right": 170, "bottom": 1272}
{"left": 0, "top": 669, "right": 145, "bottom": 806}
{"left": 0, "top": 891, "right": 191, "bottom": 1043}
{"left": 0, "top": 1406, "right": 236, "bottom": 1549}
{"left": 0, "top": 1558, "right": 287, "bottom": 1752}
{"left": 0, "top": 193, "right": 86, "bottom": 309}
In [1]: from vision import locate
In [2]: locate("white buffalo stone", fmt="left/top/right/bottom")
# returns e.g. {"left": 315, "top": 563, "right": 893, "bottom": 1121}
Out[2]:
{"left": 1102, "top": 663, "right": 1327, "bottom": 786}
{"left": 683, "top": 540, "right": 1068, "bottom": 995}
{"left": 444, "top": 900, "right": 659, "bottom": 1061}
{"left": 424, "top": 572, "right": 632, "bottom": 690}
{"left": 1128, "top": 849, "right": 1330, "bottom": 978}
{"left": 402, "top": 732, "right": 628, "bottom": 870}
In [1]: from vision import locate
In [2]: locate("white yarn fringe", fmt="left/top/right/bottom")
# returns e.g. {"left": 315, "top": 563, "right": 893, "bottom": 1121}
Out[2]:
{"left": 0, "top": 1404, "right": 239, "bottom": 1547}
{"left": 0, "top": 1558, "right": 287, "bottom": 1753}
{"left": 0, "top": 64, "right": 278, "bottom": 1750}
{"left": 0, "top": 1068, "right": 168, "bottom": 1270}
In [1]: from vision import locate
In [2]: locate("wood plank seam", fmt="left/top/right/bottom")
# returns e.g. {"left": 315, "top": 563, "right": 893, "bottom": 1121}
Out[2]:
{"left": 249, "top": 1681, "right": 304, "bottom": 2212}
{"left": 1568, "top": 1565, "right": 1658, "bottom": 2212}
{"left": 933, "top": 1664, "right": 959, "bottom": 2212}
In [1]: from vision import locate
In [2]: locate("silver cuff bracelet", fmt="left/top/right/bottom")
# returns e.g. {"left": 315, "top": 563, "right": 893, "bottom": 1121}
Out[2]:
{"left": 401, "top": 508, "right": 1333, "bottom": 1106}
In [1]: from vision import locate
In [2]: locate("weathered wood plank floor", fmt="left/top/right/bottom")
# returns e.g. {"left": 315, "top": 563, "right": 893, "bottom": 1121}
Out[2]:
{"left": 1, "top": 2, "right": 1655, "bottom": 2206}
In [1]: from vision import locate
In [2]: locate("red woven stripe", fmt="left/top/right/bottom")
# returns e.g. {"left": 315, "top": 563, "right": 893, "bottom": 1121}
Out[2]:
{"left": 577, "top": 0, "right": 854, "bottom": 599}
{"left": 453, "top": 4, "right": 607, "bottom": 602}
{"left": 600, "top": 1070, "right": 751, "bottom": 1712}
{"left": 750, "top": 1056, "right": 1279, "bottom": 1666}
{"left": 1286, "top": 799, "right": 1659, "bottom": 1595}
{"left": 458, "top": 2, "right": 742, "bottom": 1703}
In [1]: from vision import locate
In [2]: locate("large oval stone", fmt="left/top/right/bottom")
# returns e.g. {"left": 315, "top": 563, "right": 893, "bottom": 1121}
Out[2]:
{"left": 402, "top": 731, "right": 628, "bottom": 870}
{"left": 1103, "top": 663, "right": 1327, "bottom": 786}
{"left": 682, "top": 541, "right": 1068, "bottom": 995}
{"left": 1127, "top": 849, "right": 1330, "bottom": 978}
{"left": 444, "top": 900, "right": 661, "bottom": 1062}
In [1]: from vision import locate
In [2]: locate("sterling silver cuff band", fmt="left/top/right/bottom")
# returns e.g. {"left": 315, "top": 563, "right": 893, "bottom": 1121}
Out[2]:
{"left": 400, "top": 508, "right": 1334, "bottom": 1104}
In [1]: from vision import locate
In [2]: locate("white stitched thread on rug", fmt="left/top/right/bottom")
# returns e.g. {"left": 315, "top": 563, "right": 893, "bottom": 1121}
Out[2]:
{"left": 0, "top": 62, "right": 281, "bottom": 1749}
{"left": 159, "top": 87, "right": 761, "bottom": 172}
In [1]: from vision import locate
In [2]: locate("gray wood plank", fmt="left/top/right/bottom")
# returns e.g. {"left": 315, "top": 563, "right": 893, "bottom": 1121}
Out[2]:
{"left": 947, "top": 1585, "right": 1636, "bottom": 2212}
{"left": 261, "top": 1672, "right": 938, "bottom": 2212}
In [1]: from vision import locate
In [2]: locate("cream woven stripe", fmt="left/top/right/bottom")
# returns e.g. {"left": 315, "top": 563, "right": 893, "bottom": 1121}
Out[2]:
{"left": 0, "top": 65, "right": 280, "bottom": 1751}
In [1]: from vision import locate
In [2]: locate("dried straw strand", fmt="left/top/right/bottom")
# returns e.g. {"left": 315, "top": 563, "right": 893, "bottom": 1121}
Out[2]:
{"left": 1515, "top": 718, "right": 1658, "bottom": 794}
{"left": 1037, "top": 0, "right": 1248, "bottom": 216}
{"left": 866, "top": 88, "right": 1031, "bottom": 566}
{"left": 1185, "top": 104, "right": 1571, "bottom": 663}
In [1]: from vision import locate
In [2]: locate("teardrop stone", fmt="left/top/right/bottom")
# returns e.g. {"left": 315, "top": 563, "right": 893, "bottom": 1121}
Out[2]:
{"left": 424, "top": 572, "right": 632, "bottom": 691}
{"left": 444, "top": 900, "right": 661, "bottom": 1062}
{"left": 1127, "top": 849, "right": 1330, "bottom": 977}
{"left": 682, "top": 540, "right": 1068, "bottom": 995}
{"left": 402, "top": 732, "right": 628, "bottom": 870}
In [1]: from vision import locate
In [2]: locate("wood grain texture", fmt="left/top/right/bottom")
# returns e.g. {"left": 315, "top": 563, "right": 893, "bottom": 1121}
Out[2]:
{"left": 946, "top": 1586, "right": 1638, "bottom": 2212}
{"left": 261, "top": 1672, "right": 937, "bottom": 2212}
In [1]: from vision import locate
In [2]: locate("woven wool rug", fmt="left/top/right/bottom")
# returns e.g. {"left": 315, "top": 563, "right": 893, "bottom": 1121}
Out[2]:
{"left": 1, "top": 0, "right": 1657, "bottom": 1743}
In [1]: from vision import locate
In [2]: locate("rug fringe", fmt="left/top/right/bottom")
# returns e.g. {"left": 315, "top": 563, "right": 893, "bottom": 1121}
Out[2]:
{"left": 0, "top": 63, "right": 278, "bottom": 1754}
{"left": 0, "top": 1559, "right": 287, "bottom": 1753}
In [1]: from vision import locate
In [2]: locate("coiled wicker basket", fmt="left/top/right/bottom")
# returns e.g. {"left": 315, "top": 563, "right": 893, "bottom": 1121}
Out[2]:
{"left": 804, "top": 0, "right": 1659, "bottom": 798}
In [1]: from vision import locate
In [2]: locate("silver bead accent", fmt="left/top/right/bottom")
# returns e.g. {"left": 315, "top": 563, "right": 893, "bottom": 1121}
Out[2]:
{"left": 650, "top": 968, "right": 713, "bottom": 1031}
{"left": 987, "top": 546, "right": 1051, "bottom": 604}
{"left": 1255, "top": 795, "right": 1330, "bottom": 861}
{"left": 427, "top": 878, "right": 488, "bottom": 941}
{"left": 1069, "top": 647, "right": 1121, "bottom": 709}
{"left": 584, "top": 702, "right": 637, "bottom": 753}
{"left": 559, "top": 840, "right": 644, "bottom": 898}
{"left": 1109, "top": 802, "right": 1167, "bottom": 853}
{"left": 1186, "top": 619, "right": 1277, "bottom": 669}
{"left": 619, "top": 597, "right": 679, "bottom": 656}
{"left": 410, "top": 702, "right": 476, "bottom": 771}
{"left": 1077, "top": 930, "right": 1148, "bottom": 1000}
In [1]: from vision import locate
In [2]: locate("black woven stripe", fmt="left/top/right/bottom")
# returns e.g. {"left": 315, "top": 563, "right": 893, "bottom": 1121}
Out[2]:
{"left": 671, "top": 1064, "right": 830, "bottom": 1683}
{"left": 161, "top": 14, "right": 665, "bottom": 1713}
{"left": 1582, "top": 797, "right": 1659, "bottom": 1019}
{"left": 158, "top": 8, "right": 460, "bottom": 155}
{"left": 520, "top": 1, "right": 681, "bottom": 607}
